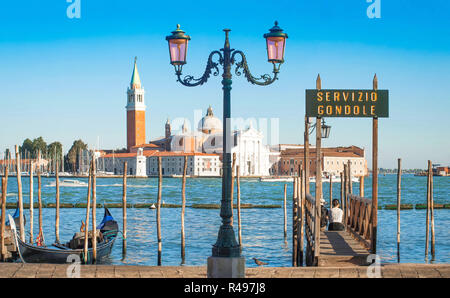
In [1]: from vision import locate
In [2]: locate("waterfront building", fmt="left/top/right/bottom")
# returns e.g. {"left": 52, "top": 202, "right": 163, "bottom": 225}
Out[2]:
{"left": 99, "top": 150, "right": 221, "bottom": 177}
{"left": 276, "top": 145, "right": 368, "bottom": 177}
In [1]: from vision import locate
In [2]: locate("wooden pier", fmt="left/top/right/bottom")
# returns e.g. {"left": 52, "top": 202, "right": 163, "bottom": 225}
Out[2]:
{"left": 0, "top": 263, "right": 448, "bottom": 278}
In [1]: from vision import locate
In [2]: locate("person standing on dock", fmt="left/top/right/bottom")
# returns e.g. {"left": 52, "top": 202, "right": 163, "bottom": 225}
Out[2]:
{"left": 328, "top": 199, "right": 344, "bottom": 231}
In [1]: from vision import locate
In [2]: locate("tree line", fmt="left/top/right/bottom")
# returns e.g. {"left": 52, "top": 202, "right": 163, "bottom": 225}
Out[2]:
{"left": 3, "top": 137, "right": 88, "bottom": 174}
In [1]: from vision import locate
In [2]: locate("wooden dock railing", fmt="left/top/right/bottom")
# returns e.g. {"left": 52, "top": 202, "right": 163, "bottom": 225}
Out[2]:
{"left": 304, "top": 193, "right": 317, "bottom": 266}
{"left": 346, "top": 194, "right": 373, "bottom": 251}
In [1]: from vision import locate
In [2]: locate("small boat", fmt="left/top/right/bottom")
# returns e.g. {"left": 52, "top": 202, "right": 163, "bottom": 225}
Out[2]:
{"left": 12, "top": 208, "right": 118, "bottom": 264}
{"left": 47, "top": 179, "right": 88, "bottom": 187}
{"left": 310, "top": 176, "right": 360, "bottom": 183}
{"left": 259, "top": 177, "right": 294, "bottom": 182}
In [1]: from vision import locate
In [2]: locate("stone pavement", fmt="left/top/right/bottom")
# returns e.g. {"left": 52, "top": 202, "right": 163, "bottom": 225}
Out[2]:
{"left": 0, "top": 263, "right": 448, "bottom": 278}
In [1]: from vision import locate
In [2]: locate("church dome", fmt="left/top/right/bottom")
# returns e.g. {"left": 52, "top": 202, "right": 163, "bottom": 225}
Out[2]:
{"left": 198, "top": 106, "right": 222, "bottom": 134}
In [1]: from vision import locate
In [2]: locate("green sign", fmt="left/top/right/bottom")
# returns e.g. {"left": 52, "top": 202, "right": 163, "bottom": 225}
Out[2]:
{"left": 305, "top": 89, "right": 389, "bottom": 118}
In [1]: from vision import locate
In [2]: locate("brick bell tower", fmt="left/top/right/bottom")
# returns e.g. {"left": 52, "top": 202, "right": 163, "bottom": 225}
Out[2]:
{"left": 126, "top": 57, "right": 146, "bottom": 152}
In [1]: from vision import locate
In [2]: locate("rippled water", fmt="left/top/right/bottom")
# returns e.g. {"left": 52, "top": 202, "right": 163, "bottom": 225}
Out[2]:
{"left": 3, "top": 174, "right": 449, "bottom": 267}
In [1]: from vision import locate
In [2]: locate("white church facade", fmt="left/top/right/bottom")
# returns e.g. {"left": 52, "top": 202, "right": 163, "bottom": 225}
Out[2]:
{"left": 168, "top": 106, "right": 273, "bottom": 177}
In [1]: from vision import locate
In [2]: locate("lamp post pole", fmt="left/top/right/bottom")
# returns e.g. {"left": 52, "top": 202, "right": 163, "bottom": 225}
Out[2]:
{"left": 212, "top": 29, "right": 240, "bottom": 258}
{"left": 166, "top": 23, "right": 287, "bottom": 277}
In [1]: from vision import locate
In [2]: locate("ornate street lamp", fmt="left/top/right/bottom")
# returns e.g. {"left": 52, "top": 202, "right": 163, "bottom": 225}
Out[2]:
{"left": 321, "top": 120, "right": 331, "bottom": 139}
{"left": 166, "top": 22, "right": 287, "bottom": 277}
{"left": 308, "top": 118, "right": 331, "bottom": 139}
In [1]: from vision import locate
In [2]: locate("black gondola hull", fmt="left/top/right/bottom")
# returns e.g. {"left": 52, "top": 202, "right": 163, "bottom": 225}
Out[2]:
{"left": 17, "top": 236, "right": 116, "bottom": 264}
{"left": 14, "top": 208, "right": 118, "bottom": 264}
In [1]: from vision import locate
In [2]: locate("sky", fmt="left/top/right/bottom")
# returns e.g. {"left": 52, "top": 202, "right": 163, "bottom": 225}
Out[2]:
{"left": 0, "top": 0, "right": 449, "bottom": 169}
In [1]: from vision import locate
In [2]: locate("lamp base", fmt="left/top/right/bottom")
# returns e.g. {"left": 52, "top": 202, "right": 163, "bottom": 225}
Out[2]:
{"left": 207, "top": 256, "right": 245, "bottom": 278}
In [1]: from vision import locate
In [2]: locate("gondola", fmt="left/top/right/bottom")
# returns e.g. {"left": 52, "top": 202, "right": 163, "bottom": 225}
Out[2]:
{"left": 13, "top": 208, "right": 118, "bottom": 264}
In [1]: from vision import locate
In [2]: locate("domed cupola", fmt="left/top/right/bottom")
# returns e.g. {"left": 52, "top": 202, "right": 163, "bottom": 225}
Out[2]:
{"left": 198, "top": 106, "right": 222, "bottom": 134}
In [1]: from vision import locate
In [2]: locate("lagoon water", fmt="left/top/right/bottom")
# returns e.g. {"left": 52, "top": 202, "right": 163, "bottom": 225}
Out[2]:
{"left": 3, "top": 174, "right": 449, "bottom": 267}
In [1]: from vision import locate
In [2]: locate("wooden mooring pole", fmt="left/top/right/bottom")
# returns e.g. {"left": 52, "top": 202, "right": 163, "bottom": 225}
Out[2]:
{"left": 360, "top": 175, "right": 364, "bottom": 197}
{"left": 283, "top": 184, "right": 287, "bottom": 241}
{"left": 430, "top": 160, "right": 436, "bottom": 261}
{"left": 157, "top": 156, "right": 162, "bottom": 266}
{"left": 329, "top": 174, "right": 332, "bottom": 208}
{"left": 15, "top": 145, "right": 25, "bottom": 242}
{"left": 343, "top": 164, "right": 348, "bottom": 227}
{"left": 230, "top": 153, "right": 236, "bottom": 226}
{"left": 425, "top": 160, "right": 431, "bottom": 261}
{"left": 181, "top": 156, "right": 187, "bottom": 264}
{"left": 37, "top": 152, "right": 43, "bottom": 244}
{"left": 340, "top": 172, "right": 344, "bottom": 210}
{"left": 55, "top": 160, "right": 60, "bottom": 244}
{"left": 397, "top": 158, "right": 401, "bottom": 263}
{"left": 372, "top": 74, "right": 379, "bottom": 255}
{"left": 298, "top": 164, "right": 304, "bottom": 266}
{"left": 1, "top": 167, "right": 8, "bottom": 261}
{"left": 314, "top": 115, "right": 322, "bottom": 266}
{"left": 83, "top": 162, "right": 92, "bottom": 264}
{"left": 122, "top": 162, "right": 127, "bottom": 258}
{"left": 29, "top": 162, "right": 34, "bottom": 244}
{"left": 237, "top": 164, "right": 242, "bottom": 251}
{"left": 292, "top": 177, "right": 298, "bottom": 267}
{"left": 92, "top": 155, "right": 97, "bottom": 263}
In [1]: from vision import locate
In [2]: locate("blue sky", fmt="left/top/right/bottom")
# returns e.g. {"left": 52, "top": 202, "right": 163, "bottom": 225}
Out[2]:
{"left": 0, "top": 0, "right": 449, "bottom": 169}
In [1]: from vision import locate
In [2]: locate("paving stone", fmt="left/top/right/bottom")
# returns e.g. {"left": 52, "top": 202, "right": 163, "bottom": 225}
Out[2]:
{"left": 399, "top": 267, "right": 419, "bottom": 278}
{"left": 314, "top": 268, "right": 340, "bottom": 278}
{"left": 290, "top": 268, "right": 315, "bottom": 278}
{"left": 381, "top": 268, "right": 402, "bottom": 278}
{"left": 339, "top": 268, "right": 359, "bottom": 278}
{"left": 416, "top": 268, "right": 442, "bottom": 278}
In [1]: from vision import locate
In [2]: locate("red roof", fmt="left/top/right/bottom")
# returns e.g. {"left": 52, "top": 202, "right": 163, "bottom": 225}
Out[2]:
{"left": 131, "top": 143, "right": 160, "bottom": 148}
{"left": 102, "top": 151, "right": 219, "bottom": 158}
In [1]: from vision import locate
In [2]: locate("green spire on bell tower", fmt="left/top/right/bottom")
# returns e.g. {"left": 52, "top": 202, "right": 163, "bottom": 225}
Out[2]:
{"left": 130, "top": 56, "right": 141, "bottom": 89}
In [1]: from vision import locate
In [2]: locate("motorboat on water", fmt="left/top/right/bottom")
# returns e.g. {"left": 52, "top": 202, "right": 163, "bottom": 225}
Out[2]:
{"left": 259, "top": 177, "right": 294, "bottom": 182}
{"left": 48, "top": 179, "right": 88, "bottom": 187}
{"left": 309, "top": 176, "right": 360, "bottom": 183}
